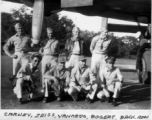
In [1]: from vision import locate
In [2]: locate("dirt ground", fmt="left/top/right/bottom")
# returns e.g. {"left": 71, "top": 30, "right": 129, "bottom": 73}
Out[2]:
{"left": 1, "top": 55, "right": 151, "bottom": 109}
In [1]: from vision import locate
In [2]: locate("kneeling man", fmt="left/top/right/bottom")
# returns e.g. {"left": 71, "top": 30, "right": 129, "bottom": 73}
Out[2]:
{"left": 13, "top": 53, "right": 42, "bottom": 104}
{"left": 43, "top": 57, "right": 70, "bottom": 103}
{"left": 68, "top": 56, "right": 98, "bottom": 103}
{"left": 97, "top": 56, "right": 123, "bottom": 106}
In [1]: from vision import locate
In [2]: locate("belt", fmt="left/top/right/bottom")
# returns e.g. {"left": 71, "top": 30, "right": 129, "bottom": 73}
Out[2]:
{"left": 16, "top": 51, "right": 29, "bottom": 53}
{"left": 22, "top": 51, "right": 28, "bottom": 53}
{"left": 44, "top": 54, "right": 58, "bottom": 57}
{"left": 72, "top": 53, "right": 80, "bottom": 55}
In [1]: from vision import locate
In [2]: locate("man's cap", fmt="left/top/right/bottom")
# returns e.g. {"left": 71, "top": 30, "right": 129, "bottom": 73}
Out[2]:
{"left": 79, "top": 55, "right": 87, "bottom": 61}
{"left": 14, "top": 23, "right": 22, "bottom": 29}
{"left": 58, "top": 57, "right": 66, "bottom": 63}
{"left": 31, "top": 52, "right": 42, "bottom": 61}
{"left": 105, "top": 56, "right": 116, "bottom": 63}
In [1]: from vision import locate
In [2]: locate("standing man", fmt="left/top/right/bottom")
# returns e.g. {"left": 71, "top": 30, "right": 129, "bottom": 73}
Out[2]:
{"left": 40, "top": 27, "right": 59, "bottom": 87}
{"left": 43, "top": 57, "right": 70, "bottom": 103}
{"left": 13, "top": 53, "right": 42, "bottom": 104}
{"left": 97, "top": 56, "right": 123, "bottom": 106}
{"left": 65, "top": 27, "right": 83, "bottom": 70}
{"left": 90, "top": 28, "right": 111, "bottom": 80}
{"left": 68, "top": 56, "right": 98, "bottom": 103}
{"left": 3, "top": 23, "right": 32, "bottom": 81}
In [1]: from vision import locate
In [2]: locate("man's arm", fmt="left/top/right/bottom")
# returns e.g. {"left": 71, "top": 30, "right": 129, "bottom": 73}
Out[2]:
{"left": 116, "top": 68, "right": 123, "bottom": 82}
{"left": 90, "top": 37, "right": 97, "bottom": 54}
{"left": 3, "top": 37, "right": 15, "bottom": 58}
{"left": 52, "top": 40, "right": 60, "bottom": 55}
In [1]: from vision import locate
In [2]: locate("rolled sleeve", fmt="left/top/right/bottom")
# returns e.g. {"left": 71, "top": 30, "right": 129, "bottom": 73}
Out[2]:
{"left": 90, "top": 37, "right": 97, "bottom": 53}
{"left": 116, "top": 68, "right": 123, "bottom": 82}
{"left": 52, "top": 41, "right": 59, "bottom": 54}
{"left": 3, "top": 37, "right": 14, "bottom": 57}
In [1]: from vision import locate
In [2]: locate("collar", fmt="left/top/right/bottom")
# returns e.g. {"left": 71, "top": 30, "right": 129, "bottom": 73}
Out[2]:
{"left": 79, "top": 66, "right": 87, "bottom": 74}
{"left": 29, "top": 63, "right": 38, "bottom": 72}
{"left": 48, "top": 39, "right": 55, "bottom": 42}
{"left": 15, "top": 33, "right": 25, "bottom": 37}
{"left": 107, "top": 67, "right": 115, "bottom": 72}
{"left": 56, "top": 66, "right": 65, "bottom": 71}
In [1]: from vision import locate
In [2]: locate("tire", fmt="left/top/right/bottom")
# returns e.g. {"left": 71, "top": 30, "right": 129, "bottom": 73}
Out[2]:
{"left": 137, "top": 58, "right": 146, "bottom": 84}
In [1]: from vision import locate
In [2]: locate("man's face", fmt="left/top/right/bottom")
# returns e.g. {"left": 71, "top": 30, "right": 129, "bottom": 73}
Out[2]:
{"left": 100, "top": 30, "right": 108, "bottom": 39}
{"left": 47, "top": 30, "right": 53, "bottom": 39}
{"left": 106, "top": 61, "right": 114, "bottom": 71}
{"left": 15, "top": 27, "right": 22, "bottom": 36}
{"left": 72, "top": 27, "right": 79, "bottom": 41}
{"left": 32, "top": 57, "right": 40, "bottom": 68}
{"left": 58, "top": 62, "right": 65, "bottom": 70}
{"left": 79, "top": 60, "right": 86, "bottom": 68}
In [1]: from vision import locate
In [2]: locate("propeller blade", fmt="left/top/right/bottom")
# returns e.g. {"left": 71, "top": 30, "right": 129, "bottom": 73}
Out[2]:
{"left": 32, "top": 0, "right": 44, "bottom": 44}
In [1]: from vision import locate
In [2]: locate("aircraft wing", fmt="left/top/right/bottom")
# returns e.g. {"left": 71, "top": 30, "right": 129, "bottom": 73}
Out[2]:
{"left": 3, "top": 0, "right": 151, "bottom": 24}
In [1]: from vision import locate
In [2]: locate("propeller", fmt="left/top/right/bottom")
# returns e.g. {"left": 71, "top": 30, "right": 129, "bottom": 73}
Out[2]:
{"left": 31, "top": 0, "right": 44, "bottom": 46}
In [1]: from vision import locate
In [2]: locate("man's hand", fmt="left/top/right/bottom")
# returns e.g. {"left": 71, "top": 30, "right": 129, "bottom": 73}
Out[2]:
{"left": 39, "top": 48, "right": 44, "bottom": 53}
{"left": 11, "top": 54, "right": 18, "bottom": 59}
{"left": 101, "top": 84, "right": 106, "bottom": 88}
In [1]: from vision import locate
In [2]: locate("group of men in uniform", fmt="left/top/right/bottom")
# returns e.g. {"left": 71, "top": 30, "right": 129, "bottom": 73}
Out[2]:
{"left": 3, "top": 23, "right": 123, "bottom": 106}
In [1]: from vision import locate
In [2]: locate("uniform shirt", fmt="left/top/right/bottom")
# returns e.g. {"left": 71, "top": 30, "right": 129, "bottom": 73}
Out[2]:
{"left": 71, "top": 65, "right": 96, "bottom": 86}
{"left": 100, "top": 67, "right": 123, "bottom": 85}
{"left": 65, "top": 38, "right": 83, "bottom": 55}
{"left": 90, "top": 35, "right": 111, "bottom": 54}
{"left": 42, "top": 39, "right": 59, "bottom": 56}
{"left": 44, "top": 66, "right": 70, "bottom": 86}
{"left": 3, "top": 34, "right": 32, "bottom": 54}
{"left": 72, "top": 40, "right": 81, "bottom": 54}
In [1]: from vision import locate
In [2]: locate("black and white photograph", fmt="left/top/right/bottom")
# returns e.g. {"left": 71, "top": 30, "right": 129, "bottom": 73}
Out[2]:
{"left": 0, "top": 0, "right": 151, "bottom": 119}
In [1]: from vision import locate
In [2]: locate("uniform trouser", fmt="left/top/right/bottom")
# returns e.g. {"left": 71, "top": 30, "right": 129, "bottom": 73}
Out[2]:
{"left": 13, "top": 76, "right": 32, "bottom": 99}
{"left": 13, "top": 52, "right": 30, "bottom": 76}
{"left": 68, "top": 83, "right": 98, "bottom": 100}
{"left": 65, "top": 54, "right": 79, "bottom": 70}
{"left": 44, "top": 78, "right": 66, "bottom": 97}
{"left": 41, "top": 55, "right": 57, "bottom": 87}
{"left": 91, "top": 54, "right": 107, "bottom": 75}
{"left": 97, "top": 82, "right": 122, "bottom": 99}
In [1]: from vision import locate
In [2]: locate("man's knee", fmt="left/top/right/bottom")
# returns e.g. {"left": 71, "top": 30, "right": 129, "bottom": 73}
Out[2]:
{"left": 92, "top": 84, "right": 98, "bottom": 90}
{"left": 16, "top": 78, "right": 23, "bottom": 85}
{"left": 97, "top": 91, "right": 104, "bottom": 99}
{"left": 115, "top": 82, "right": 122, "bottom": 89}
{"left": 68, "top": 87, "right": 77, "bottom": 95}
{"left": 44, "top": 79, "right": 50, "bottom": 85}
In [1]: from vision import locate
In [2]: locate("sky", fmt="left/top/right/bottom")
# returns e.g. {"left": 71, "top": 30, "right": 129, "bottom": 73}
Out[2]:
{"left": 1, "top": 1, "right": 147, "bottom": 37}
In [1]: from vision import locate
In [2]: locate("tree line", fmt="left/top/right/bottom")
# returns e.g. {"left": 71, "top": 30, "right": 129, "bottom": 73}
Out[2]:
{"left": 1, "top": 6, "right": 139, "bottom": 59}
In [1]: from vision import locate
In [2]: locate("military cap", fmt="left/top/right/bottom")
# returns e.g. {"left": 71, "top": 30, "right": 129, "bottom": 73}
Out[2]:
{"left": 79, "top": 55, "right": 87, "bottom": 61}
{"left": 58, "top": 57, "right": 66, "bottom": 63}
{"left": 31, "top": 52, "right": 42, "bottom": 61}
{"left": 105, "top": 56, "right": 116, "bottom": 64}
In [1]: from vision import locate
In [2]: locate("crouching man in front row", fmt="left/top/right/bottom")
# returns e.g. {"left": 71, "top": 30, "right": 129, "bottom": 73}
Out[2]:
{"left": 43, "top": 57, "right": 70, "bottom": 103}
{"left": 68, "top": 56, "right": 98, "bottom": 103}
{"left": 97, "top": 56, "right": 123, "bottom": 106}
{"left": 13, "top": 53, "right": 42, "bottom": 104}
